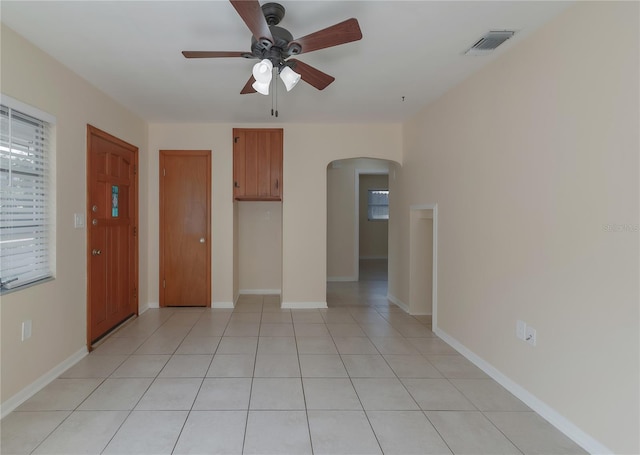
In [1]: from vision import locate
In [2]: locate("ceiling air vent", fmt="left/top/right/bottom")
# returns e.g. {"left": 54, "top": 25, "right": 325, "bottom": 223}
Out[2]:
{"left": 465, "top": 30, "right": 515, "bottom": 55}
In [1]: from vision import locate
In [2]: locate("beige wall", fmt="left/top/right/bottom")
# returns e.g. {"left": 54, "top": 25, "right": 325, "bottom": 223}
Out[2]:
{"left": 148, "top": 124, "right": 402, "bottom": 307}
{"left": 326, "top": 162, "right": 356, "bottom": 280}
{"left": 237, "top": 201, "right": 282, "bottom": 293}
{"left": 388, "top": 2, "right": 639, "bottom": 453}
{"left": 409, "top": 210, "right": 433, "bottom": 315}
{"left": 147, "top": 124, "right": 235, "bottom": 307}
{"left": 233, "top": 201, "right": 239, "bottom": 303}
{"left": 327, "top": 159, "right": 390, "bottom": 281}
{"left": 0, "top": 25, "right": 148, "bottom": 404}
{"left": 359, "top": 174, "right": 389, "bottom": 259}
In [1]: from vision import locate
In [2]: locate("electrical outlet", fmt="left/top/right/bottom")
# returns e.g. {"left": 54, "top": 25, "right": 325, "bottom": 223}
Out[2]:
{"left": 22, "top": 320, "right": 32, "bottom": 341}
{"left": 516, "top": 320, "right": 526, "bottom": 340}
{"left": 525, "top": 326, "right": 536, "bottom": 346}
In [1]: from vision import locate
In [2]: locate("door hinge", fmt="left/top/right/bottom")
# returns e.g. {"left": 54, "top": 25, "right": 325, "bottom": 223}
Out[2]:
{"left": 133, "top": 287, "right": 137, "bottom": 299}
{"left": 133, "top": 165, "right": 137, "bottom": 175}
{"left": 163, "top": 279, "right": 166, "bottom": 289}
{"left": 133, "top": 226, "right": 137, "bottom": 236}
{"left": 234, "top": 137, "right": 239, "bottom": 144}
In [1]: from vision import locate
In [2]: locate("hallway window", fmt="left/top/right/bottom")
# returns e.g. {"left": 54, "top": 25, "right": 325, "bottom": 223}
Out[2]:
{"left": 367, "top": 189, "right": 389, "bottom": 220}
{"left": 0, "top": 98, "right": 55, "bottom": 291}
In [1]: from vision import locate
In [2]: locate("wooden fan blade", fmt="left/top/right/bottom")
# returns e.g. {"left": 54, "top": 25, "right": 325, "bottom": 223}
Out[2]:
{"left": 288, "top": 59, "right": 335, "bottom": 90}
{"left": 292, "top": 18, "right": 362, "bottom": 55}
{"left": 230, "top": 0, "right": 273, "bottom": 43}
{"left": 241, "top": 75, "right": 257, "bottom": 94}
{"left": 182, "top": 51, "right": 247, "bottom": 58}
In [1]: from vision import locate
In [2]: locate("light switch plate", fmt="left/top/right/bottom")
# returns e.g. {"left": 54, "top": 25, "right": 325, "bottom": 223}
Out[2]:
{"left": 22, "top": 320, "right": 32, "bottom": 341}
{"left": 74, "top": 213, "right": 85, "bottom": 228}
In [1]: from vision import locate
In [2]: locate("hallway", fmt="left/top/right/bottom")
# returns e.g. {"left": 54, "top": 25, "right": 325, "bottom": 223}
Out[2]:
{"left": 326, "top": 259, "right": 399, "bottom": 312}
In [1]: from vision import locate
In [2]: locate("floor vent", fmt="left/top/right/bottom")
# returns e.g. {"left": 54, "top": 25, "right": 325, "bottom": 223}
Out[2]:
{"left": 465, "top": 30, "right": 515, "bottom": 55}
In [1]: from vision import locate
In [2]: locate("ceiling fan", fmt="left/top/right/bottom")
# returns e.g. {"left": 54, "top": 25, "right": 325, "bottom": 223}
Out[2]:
{"left": 182, "top": 1, "right": 362, "bottom": 95}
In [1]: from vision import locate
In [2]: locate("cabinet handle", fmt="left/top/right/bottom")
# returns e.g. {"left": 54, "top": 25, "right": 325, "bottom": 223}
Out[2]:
{"left": 275, "top": 179, "right": 279, "bottom": 190}
{"left": 234, "top": 181, "right": 240, "bottom": 188}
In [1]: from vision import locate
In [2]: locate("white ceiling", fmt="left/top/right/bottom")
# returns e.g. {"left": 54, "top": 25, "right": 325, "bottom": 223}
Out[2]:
{"left": 1, "top": 1, "right": 572, "bottom": 124}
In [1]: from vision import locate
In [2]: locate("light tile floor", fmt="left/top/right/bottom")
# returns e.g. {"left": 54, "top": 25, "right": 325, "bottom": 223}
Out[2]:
{"left": 2, "top": 268, "right": 587, "bottom": 454}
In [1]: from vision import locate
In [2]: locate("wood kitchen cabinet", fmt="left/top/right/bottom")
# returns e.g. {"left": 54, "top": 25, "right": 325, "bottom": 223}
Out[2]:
{"left": 233, "top": 128, "right": 283, "bottom": 201}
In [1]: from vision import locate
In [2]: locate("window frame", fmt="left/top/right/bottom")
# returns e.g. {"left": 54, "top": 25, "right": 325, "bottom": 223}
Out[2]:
{"left": 367, "top": 188, "right": 389, "bottom": 221}
{"left": 0, "top": 94, "right": 56, "bottom": 293}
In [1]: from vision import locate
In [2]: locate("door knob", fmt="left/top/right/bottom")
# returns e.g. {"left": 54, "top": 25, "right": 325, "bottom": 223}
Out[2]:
{"left": 92, "top": 249, "right": 102, "bottom": 256}
{"left": 199, "top": 238, "right": 205, "bottom": 244}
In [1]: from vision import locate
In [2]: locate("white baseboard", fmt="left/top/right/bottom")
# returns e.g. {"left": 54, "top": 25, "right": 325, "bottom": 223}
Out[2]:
{"left": 213, "top": 301, "right": 234, "bottom": 309}
{"left": 386, "top": 293, "right": 409, "bottom": 313}
{"left": 387, "top": 294, "right": 432, "bottom": 316}
{"left": 1, "top": 346, "right": 88, "bottom": 419}
{"left": 281, "top": 301, "right": 328, "bottom": 309}
{"left": 327, "top": 276, "right": 357, "bottom": 282}
{"left": 139, "top": 301, "right": 158, "bottom": 314}
{"left": 434, "top": 327, "right": 611, "bottom": 455}
{"left": 239, "top": 289, "right": 281, "bottom": 295}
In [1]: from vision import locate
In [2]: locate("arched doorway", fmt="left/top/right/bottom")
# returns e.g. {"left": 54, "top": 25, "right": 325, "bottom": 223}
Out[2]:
{"left": 326, "top": 158, "right": 392, "bottom": 307}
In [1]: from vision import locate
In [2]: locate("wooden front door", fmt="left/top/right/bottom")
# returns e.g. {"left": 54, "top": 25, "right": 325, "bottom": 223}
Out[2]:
{"left": 159, "top": 150, "right": 211, "bottom": 307}
{"left": 87, "top": 125, "right": 138, "bottom": 346}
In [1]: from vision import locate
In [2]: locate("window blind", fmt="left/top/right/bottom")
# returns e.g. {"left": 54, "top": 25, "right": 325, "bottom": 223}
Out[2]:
{"left": 367, "top": 189, "right": 389, "bottom": 220}
{"left": 0, "top": 103, "right": 52, "bottom": 290}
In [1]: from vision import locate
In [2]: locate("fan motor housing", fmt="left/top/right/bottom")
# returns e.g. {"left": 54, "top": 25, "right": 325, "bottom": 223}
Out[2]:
{"left": 262, "top": 2, "right": 286, "bottom": 25}
{"left": 250, "top": 25, "right": 301, "bottom": 63}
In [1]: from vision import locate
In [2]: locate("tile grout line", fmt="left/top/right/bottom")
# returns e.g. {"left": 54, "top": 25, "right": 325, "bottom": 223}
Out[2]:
{"left": 169, "top": 308, "right": 231, "bottom": 454}
{"left": 107, "top": 310, "right": 187, "bottom": 453}
{"left": 293, "top": 312, "right": 315, "bottom": 455}
{"left": 68, "top": 311, "right": 176, "bottom": 453}
{"left": 240, "top": 295, "right": 264, "bottom": 455}
{"left": 331, "top": 306, "right": 387, "bottom": 455}
{"left": 352, "top": 295, "right": 525, "bottom": 454}
{"left": 58, "top": 311, "right": 182, "bottom": 453}
{"left": 337, "top": 300, "right": 456, "bottom": 454}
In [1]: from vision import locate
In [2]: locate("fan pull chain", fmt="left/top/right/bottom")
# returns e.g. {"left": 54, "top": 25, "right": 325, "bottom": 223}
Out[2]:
{"left": 274, "top": 69, "right": 279, "bottom": 117}
{"left": 271, "top": 69, "right": 275, "bottom": 117}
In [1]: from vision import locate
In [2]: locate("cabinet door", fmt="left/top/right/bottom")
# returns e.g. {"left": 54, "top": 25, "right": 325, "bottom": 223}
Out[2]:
{"left": 257, "top": 130, "right": 271, "bottom": 197}
{"left": 233, "top": 131, "right": 247, "bottom": 199}
{"left": 269, "top": 130, "right": 283, "bottom": 199}
{"left": 233, "top": 128, "right": 283, "bottom": 201}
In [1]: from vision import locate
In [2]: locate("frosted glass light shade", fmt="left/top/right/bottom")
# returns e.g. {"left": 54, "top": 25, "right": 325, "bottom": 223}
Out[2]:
{"left": 252, "top": 59, "right": 273, "bottom": 83}
{"left": 280, "top": 66, "right": 301, "bottom": 91}
{"left": 252, "top": 80, "right": 270, "bottom": 95}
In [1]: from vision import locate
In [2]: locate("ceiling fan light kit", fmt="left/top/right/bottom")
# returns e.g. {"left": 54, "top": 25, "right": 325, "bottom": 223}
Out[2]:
{"left": 183, "top": 0, "right": 362, "bottom": 99}
{"left": 251, "top": 79, "right": 271, "bottom": 96}
{"left": 279, "top": 66, "right": 301, "bottom": 92}
{"left": 249, "top": 59, "right": 300, "bottom": 95}
{"left": 251, "top": 58, "right": 273, "bottom": 94}
{"left": 252, "top": 59, "right": 273, "bottom": 83}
